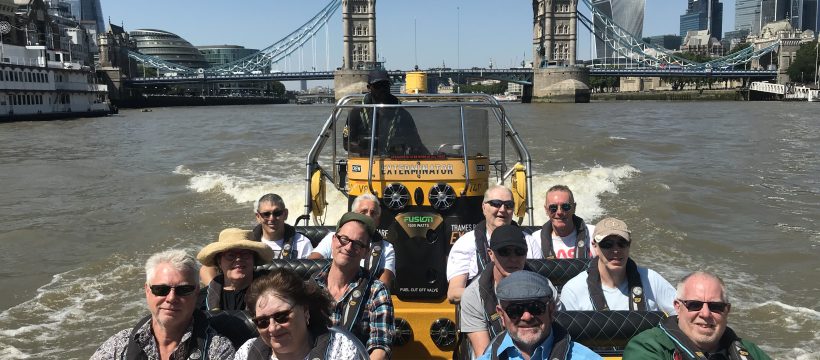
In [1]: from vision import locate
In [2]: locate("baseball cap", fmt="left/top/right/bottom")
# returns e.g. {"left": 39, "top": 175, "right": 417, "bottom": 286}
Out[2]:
{"left": 496, "top": 270, "right": 554, "bottom": 302}
{"left": 367, "top": 69, "right": 390, "bottom": 85}
{"left": 593, "top": 217, "right": 631, "bottom": 242}
{"left": 337, "top": 212, "right": 376, "bottom": 238}
{"left": 489, "top": 224, "right": 527, "bottom": 252}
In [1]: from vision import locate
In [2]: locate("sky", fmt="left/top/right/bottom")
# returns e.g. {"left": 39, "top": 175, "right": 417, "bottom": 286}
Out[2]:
{"left": 102, "top": 0, "right": 736, "bottom": 71}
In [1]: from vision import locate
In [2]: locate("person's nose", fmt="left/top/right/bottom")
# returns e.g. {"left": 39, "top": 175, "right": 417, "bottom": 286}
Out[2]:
{"left": 697, "top": 303, "right": 713, "bottom": 317}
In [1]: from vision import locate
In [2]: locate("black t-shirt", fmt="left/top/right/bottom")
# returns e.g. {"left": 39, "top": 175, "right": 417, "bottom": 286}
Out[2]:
{"left": 221, "top": 288, "right": 247, "bottom": 311}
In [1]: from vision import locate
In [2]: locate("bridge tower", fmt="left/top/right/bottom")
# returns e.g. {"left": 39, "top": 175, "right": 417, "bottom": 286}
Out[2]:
{"left": 531, "top": 0, "right": 590, "bottom": 102}
{"left": 335, "top": 0, "right": 378, "bottom": 99}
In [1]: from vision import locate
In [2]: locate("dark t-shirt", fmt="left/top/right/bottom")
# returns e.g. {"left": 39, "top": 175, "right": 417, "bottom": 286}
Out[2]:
{"left": 221, "top": 288, "right": 247, "bottom": 311}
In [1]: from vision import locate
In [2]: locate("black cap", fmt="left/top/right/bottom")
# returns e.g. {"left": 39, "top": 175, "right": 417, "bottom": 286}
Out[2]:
{"left": 367, "top": 69, "right": 390, "bottom": 85}
{"left": 337, "top": 212, "right": 376, "bottom": 239}
{"left": 490, "top": 224, "right": 527, "bottom": 252}
{"left": 496, "top": 270, "right": 554, "bottom": 302}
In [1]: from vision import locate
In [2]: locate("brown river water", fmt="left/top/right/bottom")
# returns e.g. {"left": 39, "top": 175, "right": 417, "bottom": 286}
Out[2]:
{"left": 0, "top": 101, "right": 817, "bottom": 359}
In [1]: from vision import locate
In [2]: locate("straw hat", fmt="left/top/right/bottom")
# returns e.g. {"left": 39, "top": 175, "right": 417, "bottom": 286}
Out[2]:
{"left": 197, "top": 228, "right": 274, "bottom": 267}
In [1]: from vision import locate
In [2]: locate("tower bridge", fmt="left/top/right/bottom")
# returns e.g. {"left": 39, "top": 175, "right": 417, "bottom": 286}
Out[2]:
{"left": 104, "top": 0, "right": 785, "bottom": 103}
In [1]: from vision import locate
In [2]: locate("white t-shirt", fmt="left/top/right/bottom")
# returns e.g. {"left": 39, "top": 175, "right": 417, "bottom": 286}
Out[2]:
{"left": 530, "top": 223, "right": 596, "bottom": 258}
{"left": 559, "top": 264, "right": 677, "bottom": 314}
{"left": 446, "top": 229, "right": 542, "bottom": 282}
{"left": 261, "top": 232, "right": 314, "bottom": 259}
{"left": 313, "top": 231, "right": 396, "bottom": 274}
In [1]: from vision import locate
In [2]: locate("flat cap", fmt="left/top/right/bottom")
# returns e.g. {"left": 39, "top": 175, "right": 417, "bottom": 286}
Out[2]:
{"left": 496, "top": 270, "right": 554, "bottom": 302}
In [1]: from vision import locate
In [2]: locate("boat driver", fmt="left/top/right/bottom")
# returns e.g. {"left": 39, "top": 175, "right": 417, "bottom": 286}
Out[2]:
{"left": 343, "top": 69, "right": 429, "bottom": 156}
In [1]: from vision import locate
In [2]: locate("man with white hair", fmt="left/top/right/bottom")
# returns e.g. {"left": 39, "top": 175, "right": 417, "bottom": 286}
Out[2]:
{"left": 446, "top": 185, "right": 542, "bottom": 303}
{"left": 91, "top": 249, "right": 235, "bottom": 359}
{"left": 625, "top": 271, "right": 771, "bottom": 359}
{"left": 308, "top": 193, "right": 396, "bottom": 287}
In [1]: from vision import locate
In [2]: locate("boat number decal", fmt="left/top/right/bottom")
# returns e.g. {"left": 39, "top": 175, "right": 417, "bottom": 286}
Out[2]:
{"left": 468, "top": 183, "right": 481, "bottom": 192}
{"left": 476, "top": 164, "right": 486, "bottom": 171}
{"left": 352, "top": 165, "right": 362, "bottom": 172}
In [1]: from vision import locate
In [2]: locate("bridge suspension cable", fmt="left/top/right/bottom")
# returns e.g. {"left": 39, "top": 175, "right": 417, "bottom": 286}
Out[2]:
{"left": 576, "top": 0, "right": 779, "bottom": 71}
{"left": 127, "top": 0, "right": 341, "bottom": 75}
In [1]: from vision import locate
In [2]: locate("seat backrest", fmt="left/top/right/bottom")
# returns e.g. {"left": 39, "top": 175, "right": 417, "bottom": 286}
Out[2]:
{"left": 294, "top": 226, "right": 336, "bottom": 247}
{"left": 525, "top": 258, "right": 589, "bottom": 288}
{"left": 207, "top": 310, "right": 258, "bottom": 349}
{"left": 257, "top": 259, "right": 331, "bottom": 278}
{"left": 555, "top": 311, "right": 666, "bottom": 353}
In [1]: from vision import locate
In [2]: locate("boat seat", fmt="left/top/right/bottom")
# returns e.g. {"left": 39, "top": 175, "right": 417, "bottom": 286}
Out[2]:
{"left": 556, "top": 310, "right": 666, "bottom": 355}
{"left": 294, "top": 226, "right": 335, "bottom": 247}
{"left": 206, "top": 310, "right": 258, "bottom": 349}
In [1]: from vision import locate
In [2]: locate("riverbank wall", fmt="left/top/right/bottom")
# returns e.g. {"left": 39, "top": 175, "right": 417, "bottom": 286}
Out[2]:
{"left": 591, "top": 89, "right": 744, "bottom": 101}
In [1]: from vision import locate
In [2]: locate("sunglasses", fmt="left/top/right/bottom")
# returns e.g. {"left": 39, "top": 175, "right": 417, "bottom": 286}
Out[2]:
{"left": 677, "top": 299, "right": 730, "bottom": 314}
{"left": 547, "top": 202, "right": 574, "bottom": 213}
{"left": 597, "top": 238, "right": 630, "bottom": 250}
{"left": 503, "top": 301, "right": 548, "bottom": 320}
{"left": 485, "top": 199, "right": 515, "bottom": 209}
{"left": 334, "top": 234, "right": 368, "bottom": 251}
{"left": 495, "top": 247, "right": 527, "bottom": 257}
{"left": 149, "top": 284, "right": 197, "bottom": 297}
{"left": 257, "top": 209, "right": 284, "bottom": 219}
{"left": 252, "top": 309, "right": 293, "bottom": 328}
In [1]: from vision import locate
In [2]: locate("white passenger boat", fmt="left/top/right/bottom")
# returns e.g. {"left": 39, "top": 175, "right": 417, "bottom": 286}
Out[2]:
{"left": 0, "top": 44, "right": 111, "bottom": 122}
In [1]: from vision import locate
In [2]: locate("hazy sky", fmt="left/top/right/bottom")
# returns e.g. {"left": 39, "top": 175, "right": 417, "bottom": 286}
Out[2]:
{"left": 103, "top": 0, "right": 736, "bottom": 70}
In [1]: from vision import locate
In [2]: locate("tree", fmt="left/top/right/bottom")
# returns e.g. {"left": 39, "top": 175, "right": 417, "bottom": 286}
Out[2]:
{"left": 728, "top": 42, "right": 751, "bottom": 55}
{"left": 787, "top": 42, "right": 818, "bottom": 84}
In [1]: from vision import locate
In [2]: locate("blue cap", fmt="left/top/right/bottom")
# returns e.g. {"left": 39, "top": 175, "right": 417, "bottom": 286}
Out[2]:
{"left": 496, "top": 270, "right": 554, "bottom": 302}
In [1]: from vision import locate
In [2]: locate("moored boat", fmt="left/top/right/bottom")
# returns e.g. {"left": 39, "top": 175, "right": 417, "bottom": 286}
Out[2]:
{"left": 0, "top": 44, "right": 111, "bottom": 122}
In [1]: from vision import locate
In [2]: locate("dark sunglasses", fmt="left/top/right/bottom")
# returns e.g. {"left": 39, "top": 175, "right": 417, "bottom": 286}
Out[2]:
{"left": 547, "top": 202, "right": 574, "bottom": 213}
{"left": 677, "top": 299, "right": 730, "bottom": 314}
{"left": 334, "top": 234, "right": 368, "bottom": 251}
{"left": 503, "top": 301, "right": 548, "bottom": 320}
{"left": 597, "top": 238, "right": 630, "bottom": 250}
{"left": 485, "top": 199, "right": 515, "bottom": 209}
{"left": 253, "top": 309, "right": 292, "bottom": 328}
{"left": 496, "top": 247, "right": 527, "bottom": 257}
{"left": 149, "top": 284, "right": 196, "bottom": 297}
{"left": 257, "top": 209, "right": 284, "bottom": 219}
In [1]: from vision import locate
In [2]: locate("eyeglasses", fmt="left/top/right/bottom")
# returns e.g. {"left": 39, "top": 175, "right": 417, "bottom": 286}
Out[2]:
{"left": 547, "top": 202, "right": 574, "bottom": 213}
{"left": 149, "top": 284, "right": 197, "bottom": 297}
{"left": 597, "top": 238, "right": 630, "bottom": 250}
{"left": 334, "top": 233, "right": 368, "bottom": 251}
{"left": 677, "top": 299, "right": 730, "bottom": 314}
{"left": 257, "top": 209, "right": 284, "bottom": 219}
{"left": 503, "top": 301, "right": 549, "bottom": 320}
{"left": 485, "top": 199, "right": 515, "bottom": 209}
{"left": 221, "top": 250, "right": 253, "bottom": 261}
{"left": 495, "top": 247, "right": 527, "bottom": 257}
{"left": 252, "top": 309, "right": 293, "bottom": 328}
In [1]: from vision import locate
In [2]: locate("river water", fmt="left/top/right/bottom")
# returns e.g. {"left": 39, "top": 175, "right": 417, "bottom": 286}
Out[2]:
{"left": 0, "top": 101, "right": 817, "bottom": 359}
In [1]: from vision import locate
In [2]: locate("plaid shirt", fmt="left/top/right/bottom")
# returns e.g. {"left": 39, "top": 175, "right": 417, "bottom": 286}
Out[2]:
{"left": 313, "top": 264, "right": 394, "bottom": 355}
{"left": 90, "top": 315, "right": 234, "bottom": 360}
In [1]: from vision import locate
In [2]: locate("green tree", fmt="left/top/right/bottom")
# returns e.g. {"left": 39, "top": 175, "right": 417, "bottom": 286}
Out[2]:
{"left": 268, "top": 81, "right": 286, "bottom": 97}
{"left": 787, "top": 42, "right": 818, "bottom": 84}
{"left": 728, "top": 42, "right": 751, "bottom": 55}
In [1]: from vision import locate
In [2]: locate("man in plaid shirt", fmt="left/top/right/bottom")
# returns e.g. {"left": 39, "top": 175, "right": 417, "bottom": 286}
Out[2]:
{"left": 313, "top": 212, "right": 394, "bottom": 360}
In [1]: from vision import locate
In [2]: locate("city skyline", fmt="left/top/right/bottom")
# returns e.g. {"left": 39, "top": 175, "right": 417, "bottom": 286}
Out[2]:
{"left": 102, "top": 0, "right": 737, "bottom": 71}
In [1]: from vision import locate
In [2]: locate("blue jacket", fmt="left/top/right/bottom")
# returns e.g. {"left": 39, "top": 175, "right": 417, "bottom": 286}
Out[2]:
{"left": 477, "top": 331, "right": 603, "bottom": 360}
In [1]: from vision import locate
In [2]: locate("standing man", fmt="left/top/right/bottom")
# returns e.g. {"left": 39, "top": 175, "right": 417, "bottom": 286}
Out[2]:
{"left": 91, "top": 249, "right": 235, "bottom": 359}
{"left": 460, "top": 224, "right": 556, "bottom": 357}
{"left": 560, "top": 217, "right": 676, "bottom": 313}
{"left": 625, "top": 271, "right": 771, "bottom": 359}
{"left": 308, "top": 193, "right": 396, "bottom": 287}
{"left": 478, "top": 270, "right": 602, "bottom": 360}
{"left": 446, "top": 185, "right": 542, "bottom": 303}
{"left": 344, "top": 68, "right": 427, "bottom": 156}
{"left": 313, "top": 212, "right": 394, "bottom": 360}
{"left": 200, "top": 193, "right": 313, "bottom": 285}
{"left": 531, "top": 185, "right": 595, "bottom": 259}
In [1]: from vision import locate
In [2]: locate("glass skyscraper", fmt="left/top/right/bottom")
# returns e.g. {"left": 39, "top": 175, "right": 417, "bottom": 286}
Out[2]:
{"left": 592, "top": 0, "right": 646, "bottom": 57}
{"left": 680, "top": 0, "right": 723, "bottom": 39}
{"left": 735, "top": 0, "right": 762, "bottom": 34}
